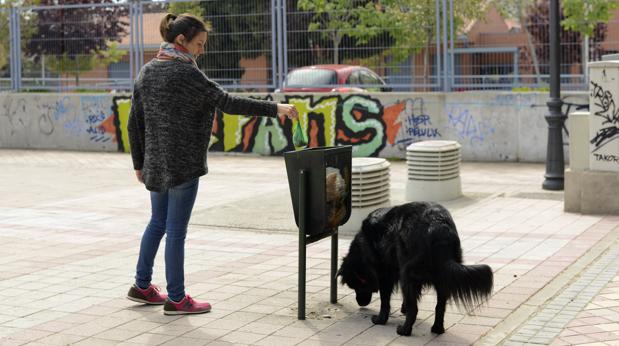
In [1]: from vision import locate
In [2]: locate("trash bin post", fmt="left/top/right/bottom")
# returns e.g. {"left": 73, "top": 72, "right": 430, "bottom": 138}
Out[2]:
{"left": 331, "top": 231, "right": 337, "bottom": 304}
{"left": 298, "top": 169, "right": 307, "bottom": 320}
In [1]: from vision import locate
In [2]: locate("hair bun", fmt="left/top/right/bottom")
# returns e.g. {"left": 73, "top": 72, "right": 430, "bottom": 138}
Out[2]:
{"left": 160, "top": 13, "right": 178, "bottom": 40}
{"left": 159, "top": 13, "right": 208, "bottom": 43}
{"left": 167, "top": 13, "right": 177, "bottom": 27}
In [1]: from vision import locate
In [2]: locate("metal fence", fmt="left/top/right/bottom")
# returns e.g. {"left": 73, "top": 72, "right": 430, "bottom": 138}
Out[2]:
{"left": 0, "top": 8, "right": 11, "bottom": 91}
{"left": 0, "top": 0, "right": 611, "bottom": 92}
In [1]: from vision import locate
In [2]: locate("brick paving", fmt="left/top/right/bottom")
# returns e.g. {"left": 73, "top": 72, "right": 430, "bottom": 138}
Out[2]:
{"left": 504, "top": 232, "right": 619, "bottom": 345}
{"left": 550, "top": 267, "right": 619, "bottom": 345}
{"left": 0, "top": 149, "right": 618, "bottom": 345}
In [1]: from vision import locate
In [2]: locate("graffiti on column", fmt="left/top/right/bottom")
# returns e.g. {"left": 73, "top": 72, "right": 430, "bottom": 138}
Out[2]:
{"left": 590, "top": 80, "right": 619, "bottom": 153}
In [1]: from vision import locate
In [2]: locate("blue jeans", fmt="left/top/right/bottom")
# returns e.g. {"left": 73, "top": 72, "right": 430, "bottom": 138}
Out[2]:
{"left": 135, "top": 178, "right": 199, "bottom": 302}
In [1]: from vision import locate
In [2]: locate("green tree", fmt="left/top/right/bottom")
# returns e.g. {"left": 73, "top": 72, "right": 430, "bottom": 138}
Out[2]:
{"left": 45, "top": 41, "right": 126, "bottom": 86}
{"left": 526, "top": 0, "right": 612, "bottom": 76}
{"left": 27, "top": 0, "right": 128, "bottom": 87}
{"left": 197, "top": 1, "right": 271, "bottom": 86}
{"left": 563, "top": 0, "right": 619, "bottom": 73}
{"left": 0, "top": 16, "right": 9, "bottom": 70}
{"left": 562, "top": 0, "right": 619, "bottom": 37}
{"left": 298, "top": 0, "right": 484, "bottom": 82}
{"left": 297, "top": 0, "right": 378, "bottom": 64}
{"left": 380, "top": 0, "right": 483, "bottom": 81}
{"left": 0, "top": 0, "right": 40, "bottom": 72}
{"left": 287, "top": 0, "right": 388, "bottom": 70}
{"left": 495, "top": 0, "right": 619, "bottom": 83}
{"left": 168, "top": 1, "right": 204, "bottom": 18}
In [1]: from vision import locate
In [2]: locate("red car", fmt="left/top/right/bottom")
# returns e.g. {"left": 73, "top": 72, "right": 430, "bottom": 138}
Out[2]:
{"left": 277, "top": 64, "right": 391, "bottom": 93}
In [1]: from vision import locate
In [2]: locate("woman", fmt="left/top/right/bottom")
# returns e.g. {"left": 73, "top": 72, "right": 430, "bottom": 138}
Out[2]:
{"left": 126, "top": 13, "right": 298, "bottom": 315}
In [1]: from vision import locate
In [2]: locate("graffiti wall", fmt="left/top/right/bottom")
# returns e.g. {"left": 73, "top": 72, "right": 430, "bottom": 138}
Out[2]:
{"left": 0, "top": 91, "right": 586, "bottom": 162}
{"left": 0, "top": 94, "right": 130, "bottom": 152}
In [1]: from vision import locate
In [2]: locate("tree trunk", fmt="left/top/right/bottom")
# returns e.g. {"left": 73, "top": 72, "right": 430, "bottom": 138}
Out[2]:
{"left": 518, "top": 1, "right": 542, "bottom": 86}
{"left": 523, "top": 23, "right": 542, "bottom": 85}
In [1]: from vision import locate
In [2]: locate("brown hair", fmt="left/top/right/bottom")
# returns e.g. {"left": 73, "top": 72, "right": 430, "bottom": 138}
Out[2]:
{"left": 159, "top": 13, "right": 211, "bottom": 44}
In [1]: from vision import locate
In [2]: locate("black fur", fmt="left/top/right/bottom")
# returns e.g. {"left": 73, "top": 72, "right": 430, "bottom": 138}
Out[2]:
{"left": 338, "top": 202, "right": 493, "bottom": 336}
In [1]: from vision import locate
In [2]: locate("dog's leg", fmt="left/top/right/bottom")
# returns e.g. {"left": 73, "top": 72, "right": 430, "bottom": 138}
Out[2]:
{"left": 397, "top": 282, "right": 421, "bottom": 336}
{"left": 431, "top": 290, "right": 447, "bottom": 334}
{"left": 400, "top": 296, "right": 407, "bottom": 314}
{"left": 372, "top": 281, "right": 393, "bottom": 325}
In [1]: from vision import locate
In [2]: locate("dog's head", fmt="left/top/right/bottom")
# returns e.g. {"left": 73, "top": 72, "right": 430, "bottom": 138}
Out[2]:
{"left": 337, "top": 236, "right": 378, "bottom": 307}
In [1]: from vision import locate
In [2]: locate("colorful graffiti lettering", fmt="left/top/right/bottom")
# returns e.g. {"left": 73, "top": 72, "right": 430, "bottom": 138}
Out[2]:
{"left": 288, "top": 95, "right": 338, "bottom": 148}
{"left": 336, "top": 95, "right": 385, "bottom": 157}
{"left": 209, "top": 94, "right": 388, "bottom": 157}
{"left": 0, "top": 93, "right": 435, "bottom": 157}
{"left": 209, "top": 95, "right": 291, "bottom": 154}
{"left": 117, "top": 94, "right": 411, "bottom": 157}
{"left": 112, "top": 96, "right": 131, "bottom": 152}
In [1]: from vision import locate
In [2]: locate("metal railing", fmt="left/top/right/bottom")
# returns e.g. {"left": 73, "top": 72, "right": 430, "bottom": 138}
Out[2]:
{"left": 0, "top": 0, "right": 611, "bottom": 92}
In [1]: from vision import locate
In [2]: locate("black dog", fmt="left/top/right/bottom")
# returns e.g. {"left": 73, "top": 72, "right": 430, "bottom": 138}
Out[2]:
{"left": 338, "top": 202, "right": 493, "bottom": 336}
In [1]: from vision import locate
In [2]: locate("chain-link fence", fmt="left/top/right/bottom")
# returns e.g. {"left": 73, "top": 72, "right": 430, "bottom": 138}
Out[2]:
{"left": 449, "top": 18, "right": 609, "bottom": 91}
{"left": 285, "top": 0, "right": 442, "bottom": 91}
{"left": 140, "top": 0, "right": 279, "bottom": 91}
{"left": 1, "top": 0, "right": 613, "bottom": 92}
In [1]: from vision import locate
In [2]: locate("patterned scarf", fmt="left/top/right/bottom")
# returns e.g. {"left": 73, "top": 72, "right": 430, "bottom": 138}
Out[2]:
{"left": 156, "top": 42, "right": 197, "bottom": 67}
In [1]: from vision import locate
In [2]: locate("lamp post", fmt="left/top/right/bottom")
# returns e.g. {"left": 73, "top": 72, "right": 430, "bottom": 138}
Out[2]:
{"left": 543, "top": 0, "right": 565, "bottom": 191}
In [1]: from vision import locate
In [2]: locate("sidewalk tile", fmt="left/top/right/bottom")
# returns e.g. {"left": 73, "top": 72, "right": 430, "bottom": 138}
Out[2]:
{"left": 217, "top": 330, "right": 265, "bottom": 344}
{"left": 125, "top": 332, "right": 176, "bottom": 345}
{"left": 253, "top": 335, "right": 304, "bottom": 346}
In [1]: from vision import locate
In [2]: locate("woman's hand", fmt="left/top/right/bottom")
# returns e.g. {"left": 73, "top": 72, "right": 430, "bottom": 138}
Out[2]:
{"left": 135, "top": 170, "right": 144, "bottom": 183}
{"left": 277, "top": 103, "right": 299, "bottom": 120}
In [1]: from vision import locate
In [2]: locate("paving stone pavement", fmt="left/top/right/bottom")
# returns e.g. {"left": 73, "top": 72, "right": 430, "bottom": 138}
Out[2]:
{"left": 0, "top": 149, "right": 618, "bottom": 346}
{"left": 503, "top": 234, "right": 619, "bottom": 345}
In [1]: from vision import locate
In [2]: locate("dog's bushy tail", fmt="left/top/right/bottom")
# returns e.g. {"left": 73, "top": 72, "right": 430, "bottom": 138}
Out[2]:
{"left": 441, "top": 261, "right": 493, "bottom": 312}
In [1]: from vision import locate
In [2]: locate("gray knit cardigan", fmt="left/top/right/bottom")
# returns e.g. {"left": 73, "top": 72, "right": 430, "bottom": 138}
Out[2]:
{"left": 128, "top": 59, "right": 278, "bottom": 192}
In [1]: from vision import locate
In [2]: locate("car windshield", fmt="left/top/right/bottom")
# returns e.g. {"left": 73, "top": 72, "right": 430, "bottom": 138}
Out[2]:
{"left": 284, "top": 69, "right": 337, "bottom": 87}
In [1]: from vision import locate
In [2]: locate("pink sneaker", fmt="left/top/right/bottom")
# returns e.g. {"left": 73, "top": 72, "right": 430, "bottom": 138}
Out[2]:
{"left": 126, "top": 284, "right": 167, "bottom": 305}
{"left": 163, "top": 295, "right": 211, "bottom": 315}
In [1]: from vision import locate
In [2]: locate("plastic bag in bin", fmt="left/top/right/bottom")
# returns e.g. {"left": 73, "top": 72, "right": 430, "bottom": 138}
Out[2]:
{"left": 293, "top": 121, "right": 308, "bottom": 148}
